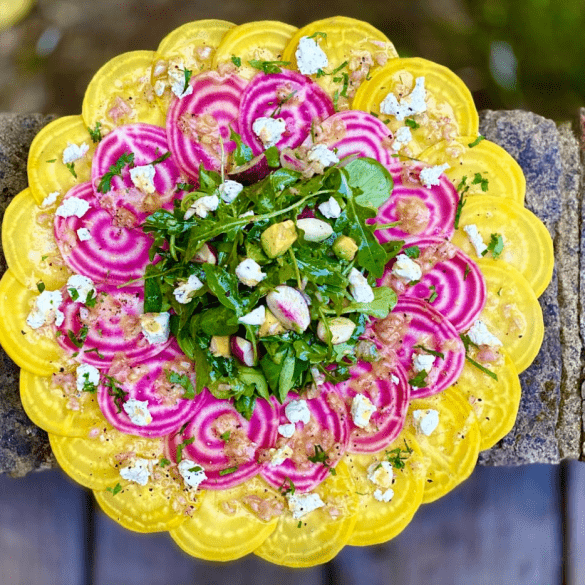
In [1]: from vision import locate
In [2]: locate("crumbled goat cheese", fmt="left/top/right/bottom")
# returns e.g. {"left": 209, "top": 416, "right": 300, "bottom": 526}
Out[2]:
{"left": 235, "top": 258, "right": 266, "bottom": 287}
{"left": 239, "top": 305, "right": 266, "bottom": 326}
{"left": 168, "top": 61, "right": 194, "bottom": 99}
{"left": 42, "top": 191, "right": 59, "bottom": 208}
{"left": 413, "top": 409, "right": 440, "bottom": 436}
{"left": 252, "top": 116, "right": 287, "bottom": 148}
{"left": 129, "top": 164, "right": 157, "bottom": 194}
{"left": 55, "top": 197, "right": 90, "bottom": 219}
{"left": 218, "top": 180, "right": 244, "bottom": 203}
{"left": 278, "top": 423, "right": 296, "bottom": 438}
{"left": 348, "top": 268, "right": 375, "bottom": 303}
{"left": 463, "top": 224, "right": 488, "bottom": 257}
{"left": 380, "top": 76, "right": 427, "bottom": 121}
{"left": 467, "top": 319, "right": 503, "bottom": 347}
{"left": 62, "top": 142, "right": 89, "bottom": 164}
{"left": 373, "top": 488, "right": 395, "bottom": 502}
{"left": 123, "top": 398, "right": 153, "bottom": 426}
{"left": 76, "top": 363, "right": 100, "bottom": 392}
{"left": 184, "top": 195, "right": 219, "bottom": 219}
{"left": 140, "top": 312, "right": 171, "bottom": 345}
{"left": 391, "top": 374, "right": 400, "bottom": 385}
{"left": 419, "top": 163, "right": 450, "bottom": 188}
{"left": 269, "top": 445, "right": 293, "bottom": 466}
{"left": 26, "top": 290, "right": 64, "bottom": 329}
{"left": 120, "top": 458, "right": 151, "bottom": 486}
{"left": 153, "top": 80, "right": 166, "bottom": 96}
{"left": 295, "top": 36, "right": 329, "bottom": 76}
{"left": 173, "top": 274, "right": 204, "bottom": 304}
{"left": 178, "top": 459, "right": 207, "bottom": 489}
{"left": 367, "top": 460, "right": 394, "bottom": 488}
{"left": 318, "top": 196, "right": 341, "bottom": 219}
{"left": 285, "top": 399, "right": 311, "bottom": 425}
{"left": 287, "top": 492, "right": 325, "bottom": 519}
{"left": 307, "top": 144, "right": 339, "bottom": 167}
{"left": 77, "top": 228, "right": 92, "bottom": 241}
{"left": 391, "top": 253, "right": 422, "bottom": 282}
{"left": 351, "top": 393, "right": 376, "bottom": 428}
{"left": 67, "top": 274, "right": 96, "bottom": 304}
{"left": 412, "top": 353, "right": 435, "bottom": 373}
{"left": 393, "top": 126, "right": 412, "bottom": 150}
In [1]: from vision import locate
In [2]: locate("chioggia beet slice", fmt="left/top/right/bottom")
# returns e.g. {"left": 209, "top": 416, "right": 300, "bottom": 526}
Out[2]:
{"left": 165, "top": 390, "right": 280, "bottom": 490}
{"left": 98, "top": 340, "right": 203, "bottom": 437}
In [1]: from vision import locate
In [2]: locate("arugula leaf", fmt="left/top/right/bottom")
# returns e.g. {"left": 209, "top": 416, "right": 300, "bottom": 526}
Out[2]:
{"left": 264, "top": 146, "right": 280, "bottom": 168}
{"left": 341, "top": 286, "right": 397, "bottom": 319}
{"left": 97, "top": 152, "right": 134, "bottom": 193}
{"left": 144, "top": 266, "right": 162, "bottom": 312}
{"left": 239, "top": 367, "right": 270, "bottom": 400}
{"left": 233, "top": 395, "right": 256, "bottom": 420}
{"left": 202, "top": 264, "right": 250, "bottom": 317}
{"left": 199, "top": 305, "right": 240, "bottom": 336}
{"left": 344, "top": 157, "right": 393, "bottom": 211}
{"left": 229, "top": 127, "right": 254, "bottom": 166}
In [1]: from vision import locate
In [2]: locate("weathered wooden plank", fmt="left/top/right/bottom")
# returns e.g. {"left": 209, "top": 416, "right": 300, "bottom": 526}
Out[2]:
{"left": 564, "top": 460, "right": 585, "bottom": 585}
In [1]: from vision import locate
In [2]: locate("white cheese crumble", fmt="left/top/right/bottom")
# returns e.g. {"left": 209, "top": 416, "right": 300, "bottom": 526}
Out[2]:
{"left": 393, "top": 126, "right": 412, "bottom": 150}
{"left": 76, "top": 363, "right": 100, "bottom": 393}
{"left": 467, "top": 319, "right": 503, "bottom": 347}
{"left": 184, "top": 194, "right": 219, "bottom": 219}
{"left": 269, "top": 445, "right": 293, "bottom": 466}
{"left": 122, "top": 398, "right": 153, "bottom": 426}
{"left": 412, "top": 353, "right": 435, "bottom": 373}
{"left": 391, "top": 374, "right": 400, "bottom": 385}
{"left": 178, "top": 459, "right": 207, "bottom": 489}
{"left": 235, "top": 258, "right": 266, "bottom": 287}
{"left": 66, "top": 274, "right": 95, "bottom": 304}
{"left": 278, "top": 423, "right": 296, "bottom": 438}
{"left": 351, "top": 393, "right": 376, "bottom": 428}
{"left": 168, "top": 60, "right": 194, "bottom": 99}
{"left": 391, "top": 253, "right": 422, "bottom": 282}
{"left": 129, "top": 164, "right": 157, "bottom": 194}
{"left": 218, "top": 180, "right": 244, "bottom": 203}
{"left": 307, "top": 144, "right": 339, "bottom": 167}
{"left": 119, "top": 458, "right": 151, "bottom": 486}
{"left": 62, "top": 142, "right": 89, "bottom": 164}
{"left": 153, "top": 80, "right": 166, "bottom": 97}
{"left": 173, "top": 274, "right": 204, "bottom": 304}
{"left": 348, "top": 268, "right": 375, "bottom": 303}
{"left": 140, "top": 312, "right": 171, "bottom": 345}
{"left": 77, "top": 228, "right": 92, "bottom": 241}
{"left": 26, "top": 289, "right": 64, "bottom": 329}
{"left": 55, "top": 197, "right": 90, "bottom": 219}
{"left": 295, "top": 36, "right": 328, "bottom": 76}
{"left": 463, "top": 224, "right": 488, "bottom": 257}
{"left": 285, "top": 399, "right": 311, "bottom": 425}
{"left": 419, "top": 163, "right": 450, "bottom": 188}
{"left": 41, "top": 191, "right": 59, "bottom": 208}
{"left": 380, "top": 76, "right": 427, "bottom": 121}
{"left": 238, "top": 305, "right": 266, "bottom": 326}
{"left": 413, "top": 409, "right": 440, "bottom": 436}
{"left": 287, "top": 492, "right": 325, "bottom": 519}
{"left": 373, "top": 488, "right": 395, "bottom": 502}
{"left": 252, "top": 116, "right": 287, "bottom": 148}
{"left": 367, "top": 460, "right": 394, "bottom": 488}
{"left": 318, "top": 196, "right": 341, "bottom": 219}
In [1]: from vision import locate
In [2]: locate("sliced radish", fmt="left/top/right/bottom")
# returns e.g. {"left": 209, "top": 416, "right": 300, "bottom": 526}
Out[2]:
{"left": 165, "top": 390, "right": 280, "bottom": 490}
{"left": 53, "top": 182, "right": 154, "bottom": 285}
{"left": 166, "top": 71, "right": 247, "bottom": 181}
{"left": 97, "top": 340, "right": 202, "bottom": 437}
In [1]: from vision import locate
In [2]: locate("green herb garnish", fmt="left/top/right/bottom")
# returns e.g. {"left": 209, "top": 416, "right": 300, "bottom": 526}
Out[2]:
{"left": 65, "top": 162, "right": 77, "bottom": 178}
{"left": 88, "top": 122, "right": 102, "bottom": 143}
{"left": 176, "top": 436, "right": 195, "bottom": 463}
{"left": 405, "top": 118, "right": 420, "bottom": 129}
{"left": 103, "top": 374, "right": 128, "bottom": 413}
{"left": 219, "top": 466, "right": 238, "bottom": 476}
{"left": 248, "top": 60, "right": 290, "bottom": 74}
{"left": 426, "top": 285, "right": 438, "bottom": 303}
{"left": 460, "top": 334, "right": 499, "bottom": 381}
{"left": 409, "top": 370, "right": 428, "bottom": 388}
{"left": 231, "top": 55, "right": 241, "bottom": 67}
{"left": 183, "top": 68, "right": 193, "bottom": 93}
{"left": 468, "top": 135, "right": 485, "bottom": 148}
{"left": 403, "top": 245, "right": 420, "bottom": 259}
{"left": 165, "top": 370, "right": 195, "bottom": 399}
{"left": 106, "top": 483, "right": 122, "bottom": 495}
{"left": 483, "top": 233, "right": 504, "bottom": 259}
{"left": 97, "top": 152, "right": 134, "bottom": 193}
{"left": 384, "top": 440, "right": 413, "bottom": 470}
{"left": 67, "top": 325, "right": 88, "bottom": 348}
{"left": 36, "top": 282, "right": 45, "bottom": 293}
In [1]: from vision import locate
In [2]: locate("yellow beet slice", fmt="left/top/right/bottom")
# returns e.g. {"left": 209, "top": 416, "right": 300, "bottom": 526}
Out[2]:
{"left": 2, "top": 188, "right": 72, "bottom": 290}
{"left": 345, "top": 432, "right": 427, "bottom": 546}
{"left": 170, "top": 476, "right": 281, "bottom": 561}
{"left": 0, "top": 270, "right": 65, "bottom": 376}
{"left": 352, "top": 57, "right": 478, "bottom": 156}
{"left": 475, "top": 258, "right": 544, "bottom": 374}
{"left": 254, "top": 460, "right": 358, "bottom": 567}
{"left": 27, "top": 116, "right": 95, "bottom": 206}
{"left": 82, "top": 51, "right": 165, "bottom": 131}
{"left": 453, "top": 348, "right": 521, "bottom": 451}
{"left": 407, "top": 386, "right": 481, "bottom": 504}
{"left": 419, "top": 136, "right": 526, "bottom": 205}
{"left": 452, "top": 196, "right": 554, "bottom": 297}
{"left": 213, "top": 21, "right": 297, "bottom": 81}
{"left": 282, "top": 16, "right": 397, "bottom": 103}
{"left": 20, "top": 370, "right": 103, "bottom": 438}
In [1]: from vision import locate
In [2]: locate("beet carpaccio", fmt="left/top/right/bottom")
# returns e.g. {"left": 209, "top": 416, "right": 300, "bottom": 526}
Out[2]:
{"left": 0, "top": 16, "right": 553, "bottom": 567}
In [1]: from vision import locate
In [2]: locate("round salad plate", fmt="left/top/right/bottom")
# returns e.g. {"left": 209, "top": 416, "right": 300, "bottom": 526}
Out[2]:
{"left": 0, "top": 16, "right": 554, "bottom": 567}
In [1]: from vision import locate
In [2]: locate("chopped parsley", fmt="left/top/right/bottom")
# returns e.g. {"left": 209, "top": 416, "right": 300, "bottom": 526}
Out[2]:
{"left": 149, "top": 151, "right": 171, "bottom": 166}
{"left": 176, "top": 436, "right": 195, "bottom": 463}
{"left": 68, "top": 287, "right": 79, "bottom": 301}
{"left": 483, "top": 233, "right": 504, "bottom": 259}
{"left": 183, "top": 68, "right": 193, "bottom": 93}
{"left": 165, "top": 370, "right": 195, "bottom": 399}
{"left": 85, "top": 290, "right": 97, "bottom": 308}
{"left": 460, "top": 334, "right": 499, "bottom": 381}
{"left": 188, "top": 465, "right": 203, "bottom": 473}
{"left": 468, "top": 135, "right": 485, "bottom": 148}
{"left": 81, "top": 372, "right": 97, "bottom": 393}
{"left": 46, "top": 159, "right": 56, "bottom": 163}
{"left": 67, "top": 325, "right": 88, "bottom": 348}
{"left": 409, "top": 370, "right": 428, "bottom": 388}
{"left": 308, "top": 444, "right": 336, "bottom": 474}
{"left": 231, "top": 55, "right": 241, "bottom": 67}
{"left": 413, "top": 345, "right": 444, "bottom": 359}
{"left": 97, "top": 152, "right": 135, "bottom": 193}
{"left": 106, "top": 483, "right": 122, "bottom": 496}
{"left": 103, "top": 374, "right": 128, "bottom": 413}
{"left": 405, "top": 118, "right": 420, "bottom": 129}
{"left": 307, "top": 31, "right": 327, "bottom": 40}
{"left": 384, "top": 440, "right": 413, "bottom": 470}
{"left": 65, "top": 162, "right": 77, "bottom": 178}
{"left": 159, "top": 457, "right": 171, "bottom": 467}
{"left": 83, "top": 347, "right": 105, "bottom": 360}
{"left": 219, "top": 466, "right": 238, "bottom": 476}
{"left": 248, "top": 60, "right": 290, "bottom": 74}
{"left": 464, "top": 264, "right": 471, "bottom": 280}
{"left": 36, "top": 282, "right": 45, "bottom": 293}
{"left": 403, "top": 245, "right": 420, "bottom": 259}
{"left": 219, "top": 431, "right": 231, "bottom": 442}
{"left": 426, "top": 285, "right": 438, "bottom": 303}
{"left": 279, "top": 476, "right": 296, "bottom": 496}
{"left": 88, "top": 122, "right": 103, "bottom": 143}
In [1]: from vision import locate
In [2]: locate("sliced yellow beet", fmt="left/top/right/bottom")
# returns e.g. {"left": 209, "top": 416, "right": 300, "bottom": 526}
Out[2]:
{"left": 254, "top": 460, "right": 358, "bottom": 568}
{"left": 419, "top": 136, "right": 526, "bottom": 205}
{"left": 50, "top": 427, "right": 164, "bottom": 490}
{"left": 0, "top": 270, "right": 65, "bottom": 376}
{"left": 282, "top": 16, "right": 397, "bottom": 102}
{"left": 20, "top": 370, "right": 103, "bottom": 437}
{"left": 27, "top": 116, "right": 95, "bottom": 206}
{"left": 453, "top": 348, "right": 521, "bottom": 451}
{"left": 475, "top": 258, "right": 544, "bottom": 373}
{"left": 452, "top": 195, "right": 554, "bottom": 297}
{"left": 352, "top": 57, "right": 478, "bottom": 156}
{"left": 345, "top": 432, "right": 427, "bottom": 546}
{"left": 2, "top": 188, "right": 72, "bottom": 290}
{"left": 170, "top": 476, "right": 281, "bottom": 561}
{"left": 82, "top": 51, "right": 165, "bottom": 131}
{"left": 213, "top": 21, "right": 297, "bottom": 81}
{"left": 407, "top": 386, "right": 481, "bottom": 504}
